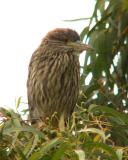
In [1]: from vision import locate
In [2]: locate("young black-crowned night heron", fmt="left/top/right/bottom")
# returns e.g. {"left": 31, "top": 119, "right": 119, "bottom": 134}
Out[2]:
{"left": 27, "top": 28, "right": 93, "bottom": 127}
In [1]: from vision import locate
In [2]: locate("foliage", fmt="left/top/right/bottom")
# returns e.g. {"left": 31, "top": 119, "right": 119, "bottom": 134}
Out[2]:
{"left": 1, "top": 0, "right": 128, "bottom": 159}
{"left": 78, "top": 0, "right": 128, "bottom": 111}
{"left": 0, "top": 103, "right": 128, "bottom": 160}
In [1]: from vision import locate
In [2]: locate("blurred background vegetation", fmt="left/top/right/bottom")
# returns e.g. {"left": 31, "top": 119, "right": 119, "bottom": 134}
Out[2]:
{"left": 79, "top": 0, "right": 128, "bottom": 112}
{"left": 0, "top": 0, "right": 128, "bottom": 159}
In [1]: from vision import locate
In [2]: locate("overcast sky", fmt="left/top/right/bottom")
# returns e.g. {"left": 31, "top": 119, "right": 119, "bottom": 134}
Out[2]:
{"left": 0, "top": 0, "right": 94, "bottom": 109}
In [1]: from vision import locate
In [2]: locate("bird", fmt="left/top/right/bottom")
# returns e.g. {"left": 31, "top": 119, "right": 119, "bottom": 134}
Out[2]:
{"left": 27, "top": 28, "right": 93, "bottom": 127}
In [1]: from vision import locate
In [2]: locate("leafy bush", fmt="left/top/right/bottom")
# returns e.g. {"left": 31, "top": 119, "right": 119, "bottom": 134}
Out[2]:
{"left": 0, "top": 101, "right": 128, "bottom": 160}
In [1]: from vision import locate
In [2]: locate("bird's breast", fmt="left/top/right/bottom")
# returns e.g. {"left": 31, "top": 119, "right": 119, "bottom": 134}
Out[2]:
{"left": 27, "top": 51, "right": 80, "bottom": 119}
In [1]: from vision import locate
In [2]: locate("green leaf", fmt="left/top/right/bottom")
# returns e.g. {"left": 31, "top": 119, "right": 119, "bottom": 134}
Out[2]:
{"left": 51, "top": 142, "right": 69, "bottom": 160}
{"left": 29, "top": 138, "right": 62, "bottom": 160}
{"left": 23, "top": 137, "right": 35, "bottom": 155}
{"left": 116, "top": 148, "right": 123, "bottom": 160}
{"left": 26, "top": 135, "right": 39, "bottom": 158}
{"left": 16, "top": 96, "right": 22, "bottom": 109}
{"left": 79, "top": 127, "right": 106, "bottom": 142}
{"left": 74, "top": 149, "right": 85, "bottom": 160}
{"left": 63, "top": 17, "right": 91, "bottom": 22}
{"left": 80, "top": 27, "right": 89, "bottom": 41}
{"left": 89, "top": 105, "right": 128, "bottom": 125}
{"left": 3, "top": 126, "right": 44, "bottom": 137}
{"left": 84, "top": 141, "right": 118, "bottom": 160}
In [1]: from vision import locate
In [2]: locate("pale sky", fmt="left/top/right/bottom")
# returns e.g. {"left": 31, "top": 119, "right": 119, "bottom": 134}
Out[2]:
{"left": 0, "top": 0, "right": 94, "bottom": 109}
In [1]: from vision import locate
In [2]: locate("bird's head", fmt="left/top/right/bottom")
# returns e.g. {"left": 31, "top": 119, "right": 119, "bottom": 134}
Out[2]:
{"left": 43, "top": 28, "right": 94, "bottom": 53}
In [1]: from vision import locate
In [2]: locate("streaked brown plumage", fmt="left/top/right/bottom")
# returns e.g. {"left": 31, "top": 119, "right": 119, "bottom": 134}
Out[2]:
{"left": 27, "top": 28, "right": 93, "bottom": 126}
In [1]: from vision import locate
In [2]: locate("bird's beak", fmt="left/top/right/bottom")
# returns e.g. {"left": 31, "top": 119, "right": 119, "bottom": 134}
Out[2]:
{"left": 67, "top": 41, "right": 95, "bottom": 52}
